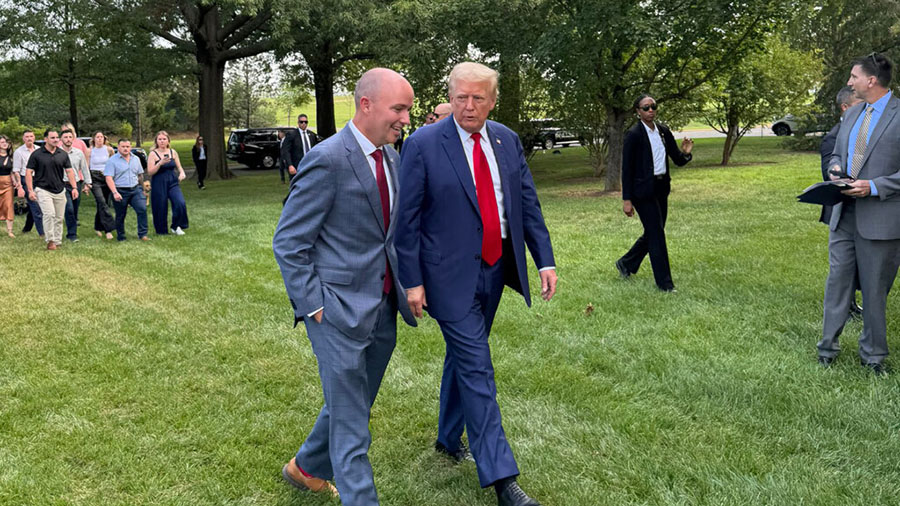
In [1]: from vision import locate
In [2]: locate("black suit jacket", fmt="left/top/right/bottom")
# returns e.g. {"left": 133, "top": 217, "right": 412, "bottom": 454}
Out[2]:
{"left": 818, "top": 122, "right": 840, "bottom": 224}
{"left": 621, "top": 122, "right": 691, "bottom": 201}
{"left": 280, "top": 128, "right": 319, "bottom": 169}
{"left": 191, "top": 145, "right": 206, "bottom": 165}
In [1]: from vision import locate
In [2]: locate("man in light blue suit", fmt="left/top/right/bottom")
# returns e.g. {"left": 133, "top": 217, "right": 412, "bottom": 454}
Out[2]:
{"left": 273, "top": 68, "right": 417, "bottom": 504}
{"left": 396, "top": 62, "right": 557, "bottom": 506}
{"left": 818, "top": 53, "right": 900, "bottom": 374}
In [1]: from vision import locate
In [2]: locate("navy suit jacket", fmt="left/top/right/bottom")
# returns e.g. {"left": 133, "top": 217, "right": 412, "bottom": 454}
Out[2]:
{"left": 395, "top": 118, "right": 555, "bottom": 322}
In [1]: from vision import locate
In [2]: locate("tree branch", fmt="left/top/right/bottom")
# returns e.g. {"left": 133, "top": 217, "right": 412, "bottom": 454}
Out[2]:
{"left": 221, "top": 39, "right": 276, "bottom": 62}
{"left": 222, "top": 8, "right": 273, "bottom": 49}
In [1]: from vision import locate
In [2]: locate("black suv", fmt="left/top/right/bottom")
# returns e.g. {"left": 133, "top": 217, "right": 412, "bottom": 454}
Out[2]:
{"left": 227, "top": 128, "right": 294, "bottom": 169}
{"left": 531, "top": 119, "right": 582, "bottom": 150}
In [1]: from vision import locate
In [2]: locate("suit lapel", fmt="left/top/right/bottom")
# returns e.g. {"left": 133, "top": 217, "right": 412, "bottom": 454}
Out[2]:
{"left": 860, "top": 95, "right": 899, "bottom": 169}
{"left": 441, "top": 120, "right": 480, "bottom": 214}
{"left": 486, "top": 123, "right": 513, "bottom": 210}
{"left": 341, "top": 127, "right": 386, "bottom": 234}
{"left": 384, "top": 148, "right": 400, "bottom": 238}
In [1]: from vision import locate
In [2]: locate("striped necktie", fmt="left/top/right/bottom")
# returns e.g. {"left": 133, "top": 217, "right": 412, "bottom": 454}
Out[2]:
{"left": 850, "top": 106, "right": 874, "bottom": 178}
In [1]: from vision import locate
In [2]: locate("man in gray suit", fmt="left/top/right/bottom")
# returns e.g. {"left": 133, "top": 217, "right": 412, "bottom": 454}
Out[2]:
{"left": 273, "top": 68, "right": 417, "bottom": 504}
{"left": 818, "top": 53, "right": 900, "bottom": 374}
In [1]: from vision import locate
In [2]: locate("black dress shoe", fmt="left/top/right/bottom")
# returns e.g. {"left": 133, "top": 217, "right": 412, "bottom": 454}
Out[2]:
{"left": 861, "top": 361, "right": 888, "bottom": 376}
{"left": 496, "top": 480, "right": 540, "bottom": 506}
{"left": 849, "top": 301, "right": 863, "bottom": 321}
{"left": 615, "top": 259, "right": 631, "bottom": 279}
{"left": 817, "top": 355, "right": 835, "bottom": 367}
{"left": 434, "top": 440, "right": 474, "bottom": 463}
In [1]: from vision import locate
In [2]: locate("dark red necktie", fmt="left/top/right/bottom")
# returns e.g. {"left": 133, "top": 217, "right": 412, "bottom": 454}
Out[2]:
{"left": 371, "top": 149, "right": 393, "bottom": 293}
{"left": 471, "top": 133, "right": 502, "bottom": 265}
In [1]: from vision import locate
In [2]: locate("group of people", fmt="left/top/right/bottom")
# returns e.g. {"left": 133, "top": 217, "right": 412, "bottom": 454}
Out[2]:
{"left": 0, "top": 126, "right": 191, "bottom": 248}
{"left": 271, "top": 54, "right": 900, "bottom": 506}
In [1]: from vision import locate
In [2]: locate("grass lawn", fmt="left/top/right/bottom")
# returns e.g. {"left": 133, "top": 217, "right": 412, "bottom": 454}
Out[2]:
{"left": 2, "top": 137, "right": 899, "bottom": 505}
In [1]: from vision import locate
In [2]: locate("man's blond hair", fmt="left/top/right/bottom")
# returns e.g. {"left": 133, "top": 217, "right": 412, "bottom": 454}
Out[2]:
{"left": 448, "top": 62, "right": 498, "bottom": 99}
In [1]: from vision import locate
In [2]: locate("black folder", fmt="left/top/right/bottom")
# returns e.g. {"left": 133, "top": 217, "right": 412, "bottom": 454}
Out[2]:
{"left": 797, "top": 181, "right": 853, "bottom": 206}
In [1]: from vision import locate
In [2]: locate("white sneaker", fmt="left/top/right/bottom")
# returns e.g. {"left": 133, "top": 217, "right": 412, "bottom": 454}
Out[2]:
{"left": 173, "top": 227, "right": 185, "bottom": 236}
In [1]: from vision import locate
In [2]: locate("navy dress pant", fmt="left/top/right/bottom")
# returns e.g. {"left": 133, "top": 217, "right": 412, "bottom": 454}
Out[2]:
{"left": 435, "top": 252, "right": 520, "bottom": 488}
{"left": 150, "top": 169, "right": 188, "bottom": 234}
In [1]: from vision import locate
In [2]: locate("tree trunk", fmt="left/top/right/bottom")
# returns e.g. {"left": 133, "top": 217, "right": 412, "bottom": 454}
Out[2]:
{"left": 199, "top": 60, "right": 230, "bottom": 179}
{"left": 67, "top": 57, "right": 78, "bottom": 132}
{"left": 603, "top": 108, "right": 630, "bottom": 190}
{"left": 496, "top": 55, "right": 522, "bottom": 133}
{"left": 134, "top": 94, "right": 143, "bottom": 147}
{"left": 311, "top": 61, "right": 336, "bottom": 138}
{"left": 721, "top": 122, "right": 739, "bottom": 165}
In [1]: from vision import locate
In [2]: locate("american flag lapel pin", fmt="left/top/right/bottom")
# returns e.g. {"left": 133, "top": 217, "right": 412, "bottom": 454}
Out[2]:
{"left": 496, "top": 138, "right": 502, "bottom": 145}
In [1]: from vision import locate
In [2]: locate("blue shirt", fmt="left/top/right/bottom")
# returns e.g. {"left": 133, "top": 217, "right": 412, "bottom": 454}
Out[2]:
{"left": 847, "top": 90, "right": 891, "bottom": 195}
{"left": 104, "top": 152, "right": 144, "bottom": 188}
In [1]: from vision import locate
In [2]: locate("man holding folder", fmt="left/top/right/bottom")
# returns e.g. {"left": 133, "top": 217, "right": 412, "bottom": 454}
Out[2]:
{"left": 817, "top": 53, "right": 900, "bottom": 374}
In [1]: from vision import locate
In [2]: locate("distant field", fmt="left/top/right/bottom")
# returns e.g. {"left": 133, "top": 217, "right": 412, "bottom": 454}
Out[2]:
{"left": 269, "top": 95, "right": 356, "bottom": 130}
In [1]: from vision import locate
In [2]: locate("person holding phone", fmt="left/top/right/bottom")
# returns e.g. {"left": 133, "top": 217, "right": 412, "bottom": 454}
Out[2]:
{"left": 147, "top": 130, "right": 189, "bottom": 236}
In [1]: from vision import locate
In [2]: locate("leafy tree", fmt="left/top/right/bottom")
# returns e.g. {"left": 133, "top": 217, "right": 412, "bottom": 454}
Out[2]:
{"left": 224, "top": 54, "right": 278, "bottom": 128}
{"left": 701, "top": 37, "right": 821, "bottom": 165}
{"left": 789, "top": 0, "right": 900, "bottom": 123}
{"left": 538, "top": 0, "right": 788, "bottom": 190}
{"left": 277, "top": 0, "right": 389, "bottom": 138}
{"left": 100, "top": 0, "right": 280, "bottom": 178}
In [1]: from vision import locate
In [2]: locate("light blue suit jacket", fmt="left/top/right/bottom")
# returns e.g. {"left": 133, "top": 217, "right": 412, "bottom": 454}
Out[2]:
{"left": 829, "top": 95, "right": 900, "bottom": 240}
{"left": 273, "top": 125, "right": 416, "bottom": 337}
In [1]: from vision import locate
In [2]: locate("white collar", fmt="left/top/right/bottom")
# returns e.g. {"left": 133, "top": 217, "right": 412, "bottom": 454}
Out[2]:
{"left": 348, "top": 119, "right": 380, "bottom": 156}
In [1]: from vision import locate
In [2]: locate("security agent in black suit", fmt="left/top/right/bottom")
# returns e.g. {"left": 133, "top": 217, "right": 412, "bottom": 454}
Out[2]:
{"left": 819, "top": 86, "right": 863, "bottom": 319}
{"left": 280, "top": 114, "right": 319, "bottom": 179}
{"left": 617, "top": 94, "right": 693, "bottom": 291}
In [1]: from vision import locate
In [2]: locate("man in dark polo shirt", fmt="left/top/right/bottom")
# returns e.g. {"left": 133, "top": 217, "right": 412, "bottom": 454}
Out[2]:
{"left": 25, "top": 129, "right": 78, "bottom": 250}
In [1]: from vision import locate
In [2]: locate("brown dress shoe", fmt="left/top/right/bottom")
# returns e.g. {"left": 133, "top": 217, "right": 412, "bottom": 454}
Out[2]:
{"left": 47, "top": 242, "right": 57, "bottom": 250}
{"left": 282, "top": 458, "right": 339, "bottom": 497}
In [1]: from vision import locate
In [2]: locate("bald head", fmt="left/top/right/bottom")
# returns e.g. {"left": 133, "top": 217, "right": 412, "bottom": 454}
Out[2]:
{"left": 355, "top": 68, "right": 406, "bottom": 108}
{"left": 434, "top": 103, "right": 452, "bottom": 122}
{"left": 352, "top": 67, "right": 414, "bottom": 148}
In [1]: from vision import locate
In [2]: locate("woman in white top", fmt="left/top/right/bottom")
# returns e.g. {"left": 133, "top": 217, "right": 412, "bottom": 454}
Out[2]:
{"left": 89, "top": 131, "right": 116, "bottom": 239}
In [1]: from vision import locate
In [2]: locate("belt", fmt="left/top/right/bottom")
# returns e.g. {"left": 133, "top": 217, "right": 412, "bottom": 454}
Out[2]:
{"left": 117, "top": 186, "right": 137, "bottom": 191}
{"left": 654, "top": 174, "right": 667, "bottom": 180}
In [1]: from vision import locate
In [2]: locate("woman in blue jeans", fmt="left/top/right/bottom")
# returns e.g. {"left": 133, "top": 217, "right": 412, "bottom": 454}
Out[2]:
{"left": 147, "top": 131, "right": 189, "bottom": 236}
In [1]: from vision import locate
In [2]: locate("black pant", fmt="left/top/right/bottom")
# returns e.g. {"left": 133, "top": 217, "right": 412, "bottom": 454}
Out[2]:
{"left": 620, "top": 177, "right": 674, "bottom": 290}
{"left": 195, "top": 159, "right": 207, "bottom": 186}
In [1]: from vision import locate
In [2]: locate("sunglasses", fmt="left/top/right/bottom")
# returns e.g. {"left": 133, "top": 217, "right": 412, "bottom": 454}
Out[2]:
{"left": 640, "top": 104, "right": 658, "bottom": 112}
{"left": 299, "top": 120, "right": 308, "bottom": 124}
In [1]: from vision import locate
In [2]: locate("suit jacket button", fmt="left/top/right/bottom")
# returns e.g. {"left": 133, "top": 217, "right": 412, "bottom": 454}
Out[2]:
{"left": 474, "top": 254, "right": 481, "bottom": 260}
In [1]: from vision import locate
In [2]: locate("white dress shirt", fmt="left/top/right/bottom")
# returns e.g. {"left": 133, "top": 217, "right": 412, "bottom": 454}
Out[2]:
{"left": 347, "top": 119, "right": 394, "bottom": 210}
{"left": 642, "top": 121, "right": 667, "bottom": 176}
{"left": 453, "top": 117, "right": 508, "bottom": 238}
{"left": 13, "top": 144, "right": 36, "bottom": 176}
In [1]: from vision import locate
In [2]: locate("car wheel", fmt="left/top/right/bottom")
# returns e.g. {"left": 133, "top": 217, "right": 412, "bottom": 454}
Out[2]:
{"left": 772, "top": 124, "right": 791, "bottom": 136}
{"left": 543, "top": 137, "right": 555, "bottom": 150}
{"left": 261, "top": 155, "right": 276, "bottom": 169}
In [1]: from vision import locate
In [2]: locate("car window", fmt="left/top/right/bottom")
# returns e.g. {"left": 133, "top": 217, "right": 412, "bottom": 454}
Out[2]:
{"left": 228, "top": 131, "right": 247, "bottom": 146}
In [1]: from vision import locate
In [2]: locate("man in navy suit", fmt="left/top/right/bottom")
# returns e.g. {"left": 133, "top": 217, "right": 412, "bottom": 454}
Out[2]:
{"left": 274, "top": 68, "right": 417, "bottom": 504}
{"left": 396, "top": 62, "right": 557, "bottom": 506}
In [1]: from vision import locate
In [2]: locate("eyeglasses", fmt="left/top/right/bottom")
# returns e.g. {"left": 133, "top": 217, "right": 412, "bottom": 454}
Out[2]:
{"left": 868, "top": 52, "right": 880, "bottom": 67}
{"left": 640, "top": 104, "right": 658, "bottom": 112}
{"left": 299, "top": 120, "right": 308, "bottom": 124}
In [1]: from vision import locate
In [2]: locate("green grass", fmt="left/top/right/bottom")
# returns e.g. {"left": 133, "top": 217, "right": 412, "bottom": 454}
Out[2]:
{"left": 2, "top": 137, "right": 899, "bottom": 505}
{"left": 269, "top": 95, "right": 356, "bottom": 131}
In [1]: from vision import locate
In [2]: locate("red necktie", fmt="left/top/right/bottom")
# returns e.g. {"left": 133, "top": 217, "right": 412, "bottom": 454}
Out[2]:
{"left": 471, "top": 133, "right": 502, "bottom": 265}
{"left": 371, "top": 149, "right": 393, "bottom": 294}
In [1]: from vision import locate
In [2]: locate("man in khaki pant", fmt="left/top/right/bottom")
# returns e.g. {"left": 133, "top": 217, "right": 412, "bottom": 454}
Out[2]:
{"left": 25, "top": 129, "right": 78, "bottom": 250}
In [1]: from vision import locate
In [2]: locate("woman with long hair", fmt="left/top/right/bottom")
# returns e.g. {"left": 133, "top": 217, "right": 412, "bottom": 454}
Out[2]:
{"left": 0, "top": 135, "right": 16, "bottom": 237}
{"left": 89, "top": 131, "right": 116, "bottom": 239}
{"left": 191, "top": 135, "right": 207, "bottom": 190}
{"left": 147, "top": 130, "right": 188, "bottom": 235}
